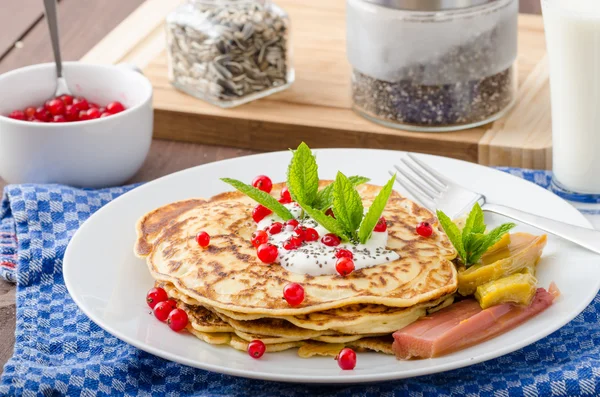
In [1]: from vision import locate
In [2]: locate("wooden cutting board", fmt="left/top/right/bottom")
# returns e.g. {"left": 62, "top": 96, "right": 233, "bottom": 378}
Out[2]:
{"left": 82, "top": 0, "right": 551, "bottom": 168}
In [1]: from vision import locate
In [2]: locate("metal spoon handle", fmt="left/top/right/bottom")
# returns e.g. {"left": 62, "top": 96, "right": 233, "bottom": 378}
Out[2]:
{"left": 43, "top": 0, "right": 63, "bottom": 78}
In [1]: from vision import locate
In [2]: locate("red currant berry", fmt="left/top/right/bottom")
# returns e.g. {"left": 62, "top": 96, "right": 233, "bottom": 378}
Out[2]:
{"left": 283, "top": 282, "right": 305, "bottom": 306}
{"left": 304, "top": 228, "right": 319, "bottom": 242}
{"left": 257, "top": 243, "right": 278, "bottom": 263}
{"left": 374, "top": 217, "right": 387, "bottom": 232}
{"left": 146, "top": 287, "right": 168, "bottom": 309}
{"left": 335, "top": 249, "right": 354, "bottom": 259}
{"left": 64, "top": 105, "right": 79, "bottom": 122}
{"left": 24, "top": 107, "right": 36, "bottom": 119}
{"left": 167, "top": 308, "right": 189, "bottom": 332}
{"left": 416, "top": 222, "right": 433, "bottom": 237}
{"left": 153, "top": 299, "right": 177, "bottom": 322}
{"left": 195, "top": 231, "right": 210, "bottom": 247}
{"left": 248, "top": 340, "right": 266, "bottom": 359}
{"left": 279, "top": 186, "right": 292, "bottom": 203}
{"left": 252, "top": 175, "right": 273, "bottom": 193}
{"left": 8, "top": 110, "right": 25, "bottom": 120}
{"left": 336, "top": 257, "right": 355, "bottom": 276}
{"left": 89, "top": 102, "right": 100, "bottom": 109}
{"left": 284, "top": 219, "right": 299, "bottom": 230}
{"left": 294, "top": 226, "right": 307, "bottom": 241}
{"left": 34, "top": 107, "right": 51, "bottom": 122}
{"left": 283, "top": 236, "right": 303, "bottom": 250}
{"left": 106, "top": 101, "right": 125, "bottom": 114}
{"left": 325, "top": 208, "right": 336, "bottom": 218}
{"left": 87, "top": 108, "right": 101, "bottom": 120}
{"left": 251, "top": 230, "right": 268, "bottom": 248}
{"left": 100, "top": 112, "right": 111, "bottom": 118}
{"left": 59, "top": 95, "right": 73, "bottom": 105}
{"left": 52, "top": 115, "right": 66, "bottom": 123}
{"left": 73, "top": 97, "right": 89, "bottom": 111}
{"left": 46, "top": 98, "right": 65, "bottom": 116}
{"left": 269, "top": 222, "right": 283, "bottom": 235}
{"left": 252, "top": 205, "right": 272, "bottom": 223}
{"left": 78, "top": 110, "right": 90, "bottom": 121}
{"left": 336, "top": 348, "right": 357, "bottom": 370}
{"left": 321, "top": 233, "right": 341, "bottom": 247}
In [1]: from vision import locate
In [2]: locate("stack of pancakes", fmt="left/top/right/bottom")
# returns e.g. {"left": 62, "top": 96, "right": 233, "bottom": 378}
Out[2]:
{"left": 135, "top": 182, "right": 458, "bottom": 357}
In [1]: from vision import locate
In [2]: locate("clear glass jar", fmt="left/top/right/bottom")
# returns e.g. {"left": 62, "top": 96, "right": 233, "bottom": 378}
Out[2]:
{"left": 347, "top": 0, "right": 518, "bottom": 132}
{"left": 166, "top": 0, "right": 294, "bottom": 108}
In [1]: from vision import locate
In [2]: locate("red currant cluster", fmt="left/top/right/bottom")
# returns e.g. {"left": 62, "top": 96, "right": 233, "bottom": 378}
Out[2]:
{"left": 146, "top": 287, "right": 189, "bottom": 332}
{"left": 6, "top": 95, "right": 126, "bottom": 123}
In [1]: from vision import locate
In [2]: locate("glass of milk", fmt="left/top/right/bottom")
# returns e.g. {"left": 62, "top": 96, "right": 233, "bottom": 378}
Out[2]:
{"left": 543, "top": 0, "right": 600, "bottom": 202}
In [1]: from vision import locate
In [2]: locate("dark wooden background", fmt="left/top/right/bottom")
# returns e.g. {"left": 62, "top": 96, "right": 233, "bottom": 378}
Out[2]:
{"left": 0, "top": 0, "right": 543, "bottom": 376}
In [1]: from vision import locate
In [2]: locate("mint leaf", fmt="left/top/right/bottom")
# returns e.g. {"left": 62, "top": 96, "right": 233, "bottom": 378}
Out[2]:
{"left": 358, "top": 174, "right": 396, "bottom": 244}
{"left": 462, "top": 203, "right": 485, "bottom": 249}
{"left": 436, "top": 210, "right": 467, "bottom": 263}
{"left": 332, "top": 172, "right": 363, "bottom": 239}
{"left": 221, "top": 178, "right": 294, "bottom": 221}
{"left": 302, "top": 206, "right": 350, "bottom": 241}
{"left": 286, "top": 142, "right": 319, "bottom": 206}
{"left": 468, "top": 222, "right": 515, "bottom": 264}
{"left": 314, "top": 176, "right": 370, "bottom": 210}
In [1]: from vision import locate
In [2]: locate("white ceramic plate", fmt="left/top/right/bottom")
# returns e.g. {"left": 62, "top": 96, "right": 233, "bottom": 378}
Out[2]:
{"left": 63, "top": 149, "right": 600, "bottom": 384}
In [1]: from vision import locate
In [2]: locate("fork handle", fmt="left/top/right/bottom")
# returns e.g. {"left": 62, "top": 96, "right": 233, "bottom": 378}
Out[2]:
{"left": 482, "top": 203, "right": 600, "bottom": 255}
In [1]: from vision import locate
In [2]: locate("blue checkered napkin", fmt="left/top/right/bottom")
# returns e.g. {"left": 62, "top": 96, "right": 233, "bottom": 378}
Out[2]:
{"left": 1, "top": 171, "right": 600, "bottom": 396}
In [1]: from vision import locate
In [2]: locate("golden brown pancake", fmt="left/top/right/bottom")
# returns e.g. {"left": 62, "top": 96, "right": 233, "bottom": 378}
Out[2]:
{"left": 136, "top": 181, "right": 457, "bottom": 316}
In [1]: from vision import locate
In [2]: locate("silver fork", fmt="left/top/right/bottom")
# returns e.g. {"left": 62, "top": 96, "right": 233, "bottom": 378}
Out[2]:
{"left": 391, "top": 153, "right": 600, "bottom": 255}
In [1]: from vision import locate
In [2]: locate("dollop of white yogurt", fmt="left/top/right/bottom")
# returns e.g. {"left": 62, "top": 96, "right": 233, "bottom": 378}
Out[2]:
{"left": 256, "top": 203, "right": 399, "bottom": 276}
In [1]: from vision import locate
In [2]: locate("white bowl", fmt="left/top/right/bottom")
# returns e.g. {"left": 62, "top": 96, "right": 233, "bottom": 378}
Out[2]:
{"left": 0, "top": 62, "right": 153, "bottom": 188}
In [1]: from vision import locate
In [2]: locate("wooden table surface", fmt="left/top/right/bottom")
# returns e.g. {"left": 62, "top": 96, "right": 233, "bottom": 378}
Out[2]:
{"left": 0, "top": 0, "right": 542, "bottom": 377}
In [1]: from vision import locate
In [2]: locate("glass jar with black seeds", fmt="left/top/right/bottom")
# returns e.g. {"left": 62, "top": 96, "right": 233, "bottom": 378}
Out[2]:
{"left": 347, "top": 0, "right": 518, "bottom": 132}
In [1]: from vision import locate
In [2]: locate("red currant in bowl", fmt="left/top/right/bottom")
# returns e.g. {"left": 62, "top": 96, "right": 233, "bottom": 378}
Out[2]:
{"left": 0, "top": 63, "right": 152, "bottom": 187}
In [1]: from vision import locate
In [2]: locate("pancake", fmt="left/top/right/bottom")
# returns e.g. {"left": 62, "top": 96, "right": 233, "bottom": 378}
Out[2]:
{"left": 136, "top": 181, "right": 457, "bottom": 316}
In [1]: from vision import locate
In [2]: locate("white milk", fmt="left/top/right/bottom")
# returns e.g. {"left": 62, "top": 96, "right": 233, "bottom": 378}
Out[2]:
{"left": 543, "top": 0, "right": 600, "bottom": 193}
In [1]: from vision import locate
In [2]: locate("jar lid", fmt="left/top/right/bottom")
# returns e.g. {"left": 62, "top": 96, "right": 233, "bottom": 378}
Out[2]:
{"left": 363, "top": 0, "right": 496, "bottom": 11}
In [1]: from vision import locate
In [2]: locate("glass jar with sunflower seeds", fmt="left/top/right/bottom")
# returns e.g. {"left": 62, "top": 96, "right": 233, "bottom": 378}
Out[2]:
{"left": 166, "top": 0, "right": 294, "bottom": 108}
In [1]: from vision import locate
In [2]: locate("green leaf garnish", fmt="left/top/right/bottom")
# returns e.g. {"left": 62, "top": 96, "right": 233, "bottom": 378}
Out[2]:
{"left": 461, "top": 203, "right": 485, "bottom": 249}
{"left": 220, "top": 178, "right": 294, "bottom": 221}
{"left": 436, "top": 210, "right": 467, "bottom": 262}
{"left": 468, "top": 223, "right": 516, "bottom": 264}
{"left": 437, "top": 205, "right": 515, "bottom": 266}
{"left": 286, "top": 142, "right": 319, "bottom": 207}
{"left": 357, "top": 174, "right": 396, "bottom": 244}
{"left": 332, "top": 172, "right": 364, "bottom": 240}
{"left": 302, "top": 205, "right": 350, "bottom": 241}
{"left": 314, "top": 176, "right": 370, "bottom": 210}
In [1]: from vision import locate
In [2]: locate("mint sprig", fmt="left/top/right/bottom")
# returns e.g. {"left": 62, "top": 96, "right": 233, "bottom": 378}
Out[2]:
{"left": 332, "top": 172, "right": 364, "bottom": 241}
{"left": 357, "top": 174, "right": 396, "bottom": 244}
{"left": 220, "top": 178, "right": 294, "bottom": 221}
{"left": 314, "top": 176, "right": 370, "bottom": 211}
{"left": 436, "top": 203, "right": 515, "bottom": 266}
{"left": 302, "top": 206, "right": 350, "bottom": 241}
{"left": 286, "top": 142, "right": 319, "bottom": 207}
